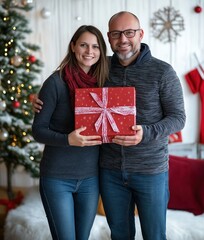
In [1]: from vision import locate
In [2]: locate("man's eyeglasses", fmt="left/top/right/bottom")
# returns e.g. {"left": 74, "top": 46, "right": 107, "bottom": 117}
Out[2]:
{"left": 108, "top": 29, "right": 141, "bottom": 39}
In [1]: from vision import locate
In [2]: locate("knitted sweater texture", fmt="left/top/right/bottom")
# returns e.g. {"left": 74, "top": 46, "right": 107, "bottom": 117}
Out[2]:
{"left": 100, "top": 43, "right": 186, "bottom": 174}
{"left": 32, "top": 72, "right": 99, "bottom": 179}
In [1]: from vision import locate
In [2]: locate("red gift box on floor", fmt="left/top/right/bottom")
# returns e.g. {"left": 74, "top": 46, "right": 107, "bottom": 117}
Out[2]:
{"left": 75, "top": 87, "right": 136, "bottom": 143}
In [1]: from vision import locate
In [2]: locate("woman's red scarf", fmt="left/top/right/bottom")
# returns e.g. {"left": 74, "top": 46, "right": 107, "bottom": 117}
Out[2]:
{"left": 64, "top": 65, "right": 97, "bottom": 108}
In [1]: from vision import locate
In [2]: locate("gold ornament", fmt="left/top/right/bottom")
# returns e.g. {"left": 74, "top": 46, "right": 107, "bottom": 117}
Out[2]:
{"left": 21, "top": 0, "right": 34, "bottom": 6}
{"left": 10, "top": 55, "right": 23, "bottom": 66}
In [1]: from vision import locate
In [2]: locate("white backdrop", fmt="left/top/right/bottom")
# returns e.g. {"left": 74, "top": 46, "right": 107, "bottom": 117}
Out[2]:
{"left": 0, "top": 0, "right": 204, "bottom": 186}
{"left": 24, "top": 0, "right": 204, "bottom": 144}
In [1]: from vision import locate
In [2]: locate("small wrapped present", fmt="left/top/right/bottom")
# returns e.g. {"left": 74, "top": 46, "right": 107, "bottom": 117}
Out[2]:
{"left": 75, "top": 87, "right": 136, "bottom": 143}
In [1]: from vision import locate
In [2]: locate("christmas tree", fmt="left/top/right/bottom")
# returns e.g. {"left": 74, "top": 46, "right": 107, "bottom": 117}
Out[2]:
{"left": 0, "top": 0, "right": 43, "bottom": 199}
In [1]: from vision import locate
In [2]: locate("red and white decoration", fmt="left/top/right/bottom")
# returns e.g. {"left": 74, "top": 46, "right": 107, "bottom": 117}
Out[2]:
{"left": 75, "top": 87, "right": 136, "bottom": 143}
{"left": 185, "top": 57, "right": 204, "bottom": 144}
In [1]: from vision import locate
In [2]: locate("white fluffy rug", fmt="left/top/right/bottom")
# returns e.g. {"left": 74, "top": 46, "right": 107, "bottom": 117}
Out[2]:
{"left": 4, "top": 186, "right": 51, "bottom": 240}
{"left": 4, "top": 186, "right": 204, "bottom": 240}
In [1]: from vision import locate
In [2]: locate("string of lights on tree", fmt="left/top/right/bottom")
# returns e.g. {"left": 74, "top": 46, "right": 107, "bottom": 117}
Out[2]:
{"left": 0, "top": 0, "right": 43, "bottom": 199}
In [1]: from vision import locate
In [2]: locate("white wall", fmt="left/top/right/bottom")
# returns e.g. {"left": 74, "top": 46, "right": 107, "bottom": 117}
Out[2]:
{"left": 25, "top": 0, "right": 203, "bottom": 144}
{"left": 1, "top": 0, "right": 204, "bottom": 187}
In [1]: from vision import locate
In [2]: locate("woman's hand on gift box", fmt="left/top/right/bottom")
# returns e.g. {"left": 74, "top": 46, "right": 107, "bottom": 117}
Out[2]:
{"left": 68, "top": 126, "right": 102, "bottom": 147}
{"left": 32, "top": 95, "right": 43, "bottom": 113}
{"left": 112, "top": 125, "right": 143, "bottom": 146}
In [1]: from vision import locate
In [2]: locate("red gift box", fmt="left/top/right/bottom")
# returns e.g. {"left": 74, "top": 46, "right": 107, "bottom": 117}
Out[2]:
{"left": 75, "top": 87, "right": 136, "bottom": 143}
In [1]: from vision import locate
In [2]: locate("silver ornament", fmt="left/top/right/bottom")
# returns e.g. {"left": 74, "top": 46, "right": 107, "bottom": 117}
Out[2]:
{"left": 40, "top": 8, "right": 51, "bottom": 19}
{"left": 0, "top": 99, "right": 6, "bottom": 111}
{"left": 0, "top": 129, "right": 9, "bottom": 141}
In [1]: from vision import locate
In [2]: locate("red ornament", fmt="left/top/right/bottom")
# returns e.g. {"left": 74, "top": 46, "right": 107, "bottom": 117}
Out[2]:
{"left": 12, "top": 100, "right": 20, "bottom": 108}
{"left": 28, "top": 55, "right": 36, "bottom": 63}
{"left": 194, "top": 5, "right": 202, "bottom": 13}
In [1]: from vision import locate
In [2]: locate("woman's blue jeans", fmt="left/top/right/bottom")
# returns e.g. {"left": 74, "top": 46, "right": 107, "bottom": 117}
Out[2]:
{"left": 40, "top": 176, "right": 99, "bottom": 240}
{"left": 100, "top": 169, "right": 169, "bottom": 240}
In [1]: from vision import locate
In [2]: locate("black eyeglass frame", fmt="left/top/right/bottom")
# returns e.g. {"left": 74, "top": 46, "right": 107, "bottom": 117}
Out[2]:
{"left": 108, "top": 29, "right": 141, "bottom": 39}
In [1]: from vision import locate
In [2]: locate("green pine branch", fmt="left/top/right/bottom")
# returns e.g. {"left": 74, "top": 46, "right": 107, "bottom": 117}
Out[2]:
{"left": 0, "top": 0, "right": 43, "bottom": 199}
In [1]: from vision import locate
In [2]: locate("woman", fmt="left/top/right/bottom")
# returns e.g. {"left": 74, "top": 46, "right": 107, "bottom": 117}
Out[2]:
{"left": 32, "top": 25, "right": 109, "bottom": 240}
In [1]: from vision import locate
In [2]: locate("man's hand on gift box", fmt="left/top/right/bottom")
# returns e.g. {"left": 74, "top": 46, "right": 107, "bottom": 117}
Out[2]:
{"left": 112, "top": 125, "right": 143, "bottom": 146}
{"left": 68, "top": 126, "right": 102, "bottom": 147}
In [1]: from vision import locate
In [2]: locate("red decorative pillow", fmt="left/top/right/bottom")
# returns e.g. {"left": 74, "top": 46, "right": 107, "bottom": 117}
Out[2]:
{"left": 168, "top": 155, "right": 204, "bottom": 215}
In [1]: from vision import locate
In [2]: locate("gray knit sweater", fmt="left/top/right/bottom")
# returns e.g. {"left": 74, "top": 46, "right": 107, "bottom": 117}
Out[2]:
{"left": 100, "top": 43, "right": 186, "bottom": 174}
{"left": 32, "top": 72, "right": 99, "bottom": 179}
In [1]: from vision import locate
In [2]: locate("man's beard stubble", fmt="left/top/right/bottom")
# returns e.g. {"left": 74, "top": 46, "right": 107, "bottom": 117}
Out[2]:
{"left": 115, "top": 48, "right": 139, "bottom": 61}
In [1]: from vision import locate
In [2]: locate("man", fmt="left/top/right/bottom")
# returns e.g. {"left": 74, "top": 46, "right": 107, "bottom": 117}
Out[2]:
{"left": 99, "top": 11, "right": 185, "bottom": 240}
{"left": 33, "top": 11, "right": 186, "bottom": 240}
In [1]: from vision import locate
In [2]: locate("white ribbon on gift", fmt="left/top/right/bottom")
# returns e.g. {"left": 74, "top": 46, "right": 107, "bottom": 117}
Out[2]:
{"left": 75, "top": 88, "right": 136, "bottom": 143}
